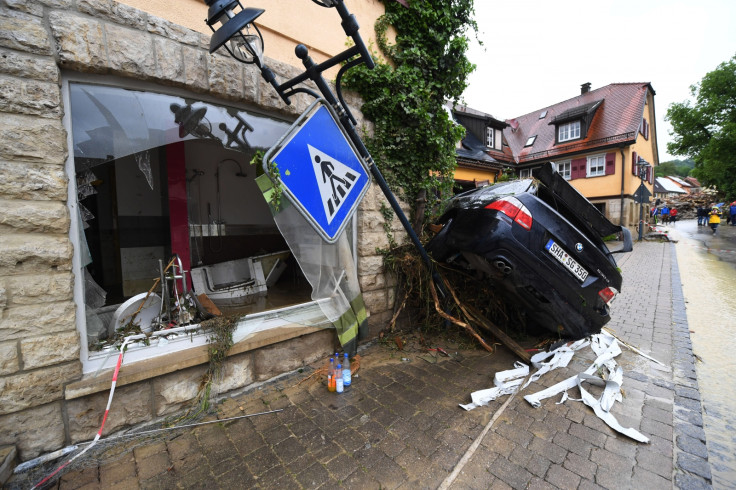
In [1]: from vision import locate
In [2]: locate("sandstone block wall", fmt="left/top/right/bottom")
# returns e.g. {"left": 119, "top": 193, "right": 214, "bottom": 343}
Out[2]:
{"left": 0, "top": 0, "right": 398, "bottom": 460}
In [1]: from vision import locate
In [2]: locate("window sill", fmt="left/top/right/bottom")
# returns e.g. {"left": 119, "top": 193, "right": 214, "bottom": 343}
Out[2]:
{"left": 65, "top": 324, "right": 325, "bottom": 400}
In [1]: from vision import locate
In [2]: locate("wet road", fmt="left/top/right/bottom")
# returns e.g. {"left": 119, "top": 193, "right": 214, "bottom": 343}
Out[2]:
{"left": 666, "top": 218, "right": 736, "bottom": 489}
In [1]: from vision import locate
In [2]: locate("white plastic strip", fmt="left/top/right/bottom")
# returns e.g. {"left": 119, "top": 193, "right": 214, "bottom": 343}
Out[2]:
{"left": 523, "top": 334, "right": 649, "bottom": 443}
{"left": 522, "top": 339, "right": 590, "bottom": 389}
{"left": 460, "top": 362, "right": 529, "bottom": 411}
{"left": 577, "top": 373, "right": 649, "bottom": 443}
{"left": 523, "top": 337, "right": 620, "bottom": 407}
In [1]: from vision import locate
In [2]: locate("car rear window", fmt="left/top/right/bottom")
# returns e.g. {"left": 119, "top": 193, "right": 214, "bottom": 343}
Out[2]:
{"left": 451, "top": 179, "right": 535, "bottom": 209}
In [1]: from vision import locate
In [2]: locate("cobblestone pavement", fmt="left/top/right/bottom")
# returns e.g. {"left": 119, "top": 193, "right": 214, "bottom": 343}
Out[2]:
{"left": 15, "top": 241, "right": 710, "bottom": 489}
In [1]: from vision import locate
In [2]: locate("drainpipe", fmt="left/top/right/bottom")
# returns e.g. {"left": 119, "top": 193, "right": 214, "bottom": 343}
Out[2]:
{"left": 619, "top": 147, "right": 626, "bottom": 227}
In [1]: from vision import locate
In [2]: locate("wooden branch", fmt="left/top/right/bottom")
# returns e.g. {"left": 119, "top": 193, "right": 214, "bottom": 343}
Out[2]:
{"left": 465, "top": 305, "right": 531, "bottom": 364}
{"left": 438, "top": 274, "right": 531, "bottom": 364}
{"left": 428, "top": 281, "right": 495, "bottom": 353}
{"left": 388, "top": 289, "right": 409, "bottom": 332}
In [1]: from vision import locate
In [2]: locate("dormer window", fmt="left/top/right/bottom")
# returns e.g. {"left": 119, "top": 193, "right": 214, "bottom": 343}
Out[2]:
{"left": 485, "top": 126, "right": 494, "bottom": 148}
{"left": 550, "top": 100, "right": 601, "bottom": 145}
{"left": 558, "top": 120, "right": 581, "bottom": 142}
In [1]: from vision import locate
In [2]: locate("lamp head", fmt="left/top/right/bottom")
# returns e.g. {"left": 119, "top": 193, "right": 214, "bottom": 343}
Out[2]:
{"left": 170, "top": 103, "right": 211, "bottom": 139}
{"left": 205, "top": 0, "right": 265, "bottom": 65}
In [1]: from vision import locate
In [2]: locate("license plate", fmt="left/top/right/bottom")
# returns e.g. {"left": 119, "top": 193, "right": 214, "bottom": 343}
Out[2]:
{"left": 545, "top": 239, "right": 589, "bottom": 282}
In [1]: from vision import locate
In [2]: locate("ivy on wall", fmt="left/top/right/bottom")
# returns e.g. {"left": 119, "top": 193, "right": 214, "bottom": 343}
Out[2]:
{"left": 344, "top": 0, "right": 478, "bottom": 227}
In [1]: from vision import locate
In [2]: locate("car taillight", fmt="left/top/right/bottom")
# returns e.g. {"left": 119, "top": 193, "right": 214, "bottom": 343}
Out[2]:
{"left": 485, "top": 197, "right": 533, "bottom": 230}
{"left": 598, "top": 287, "right": 618, "bottom": 304}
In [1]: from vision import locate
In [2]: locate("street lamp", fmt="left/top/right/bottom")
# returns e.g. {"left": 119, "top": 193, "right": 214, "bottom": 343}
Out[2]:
{"left": 204, "top": 0, "right": 446, "bottom": 296}
{"left": 636, "top": 157, "right": 651, "bottom": 241}
{"left": 170, "top": 103, "right": 254, "bottom": 151}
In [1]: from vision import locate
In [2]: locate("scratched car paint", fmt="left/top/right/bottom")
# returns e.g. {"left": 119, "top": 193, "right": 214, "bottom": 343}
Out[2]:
{"left": 427, "top": 163, "right": 632, "bottom": 339}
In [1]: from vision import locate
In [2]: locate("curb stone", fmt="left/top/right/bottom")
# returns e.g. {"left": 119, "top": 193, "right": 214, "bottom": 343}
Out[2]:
{"left": 669, "top": 246, "right": 713, "bottom": 488}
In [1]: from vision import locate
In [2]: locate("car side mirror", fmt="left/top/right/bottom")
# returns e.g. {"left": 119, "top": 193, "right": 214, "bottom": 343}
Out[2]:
{"left": 609, "top": 227, "right": 633, "bottom": 254}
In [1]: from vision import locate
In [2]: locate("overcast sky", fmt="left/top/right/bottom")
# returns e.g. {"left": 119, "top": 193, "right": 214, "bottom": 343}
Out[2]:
{"left": 462, "top": 0, "right": 736, "bottom": 162}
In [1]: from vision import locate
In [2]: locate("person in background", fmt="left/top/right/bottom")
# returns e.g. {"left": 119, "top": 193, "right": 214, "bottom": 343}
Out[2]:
{"left": 709, "top": 207, "right": 721, "bottom": 234}
{"left": 730, "top": 202, "right": 736, "bottom": 226}
{"left": 697, "top": 206, "right": 706, "bottom": 226}
{"left": 670, "top": 207, "right": 678, "bottom": 225}
{"left": 661, "top": 204, "right": 670, "bottom": 225}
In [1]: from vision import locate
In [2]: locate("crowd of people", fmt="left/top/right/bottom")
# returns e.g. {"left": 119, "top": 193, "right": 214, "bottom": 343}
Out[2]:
{"left": 696, "top": 202, "right": 736, "bottom": 234}
{"left": 650, "top": 202, "right": 736, "bottom": 235}
{"left": 650, "top": 203, "right": 679, "bottom": 225}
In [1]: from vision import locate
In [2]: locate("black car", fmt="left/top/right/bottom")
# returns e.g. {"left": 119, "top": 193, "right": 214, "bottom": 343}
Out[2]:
{"left": 426, "top": 163, "right": 632, "bottom": 339}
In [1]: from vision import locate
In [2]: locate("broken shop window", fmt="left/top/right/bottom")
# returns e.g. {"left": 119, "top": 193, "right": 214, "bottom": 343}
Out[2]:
{"left": 68, "top": 81, "right": 344, "bottom": 370}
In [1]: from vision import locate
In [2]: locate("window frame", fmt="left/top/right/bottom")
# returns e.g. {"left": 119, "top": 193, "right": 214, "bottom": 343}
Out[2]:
{"left": 557, "top": 160, "right": 571, "bottom": 180}
{"left": 485, "top": 126, "right": 494, "bottom": 148}
{"left": 519, "top": 168, "right": 532, "bottom": 178}
{"left": 62, "top": 74, "right": 345, "bottom": 374}
{"left": 587, "top": 154, "right": 606, "bottom": 177}
{"left": 558, "top": 120, "right": 581, "bottom": 142}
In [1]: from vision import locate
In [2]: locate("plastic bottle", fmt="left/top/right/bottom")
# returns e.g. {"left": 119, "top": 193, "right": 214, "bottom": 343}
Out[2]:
{"left": 343, "top": 353, "right": 351, "bottom": 387}
{"left": 327, "top": 357, "right": 336, "bottom": 392}
{"left": 336, "top": 363, "right": 344, "bottom": 393}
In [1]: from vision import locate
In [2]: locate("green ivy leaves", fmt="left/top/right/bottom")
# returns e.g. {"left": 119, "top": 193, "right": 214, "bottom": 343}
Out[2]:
{"left": 344, "top": 0, "right": 478, "bottom": 226}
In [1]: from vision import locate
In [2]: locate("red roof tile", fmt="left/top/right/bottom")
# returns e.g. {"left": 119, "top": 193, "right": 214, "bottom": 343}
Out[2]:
{"left": 503, "top": 83, "right": 651, "bottom": 163}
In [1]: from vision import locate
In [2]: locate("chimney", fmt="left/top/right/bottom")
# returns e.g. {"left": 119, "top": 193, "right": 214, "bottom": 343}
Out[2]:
{"left": 581, "top": 82, "right": 591, "bottom": 94}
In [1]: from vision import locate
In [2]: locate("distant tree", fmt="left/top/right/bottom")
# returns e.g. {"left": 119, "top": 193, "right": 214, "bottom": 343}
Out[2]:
{"left": 654, "top": 159, "right": 693, "bottom": 177}
{"left": 654, "top": 161, "right": 678, "bottom": 177}
{"left": 666, "top": 55, "right": 736, "bottom": 198}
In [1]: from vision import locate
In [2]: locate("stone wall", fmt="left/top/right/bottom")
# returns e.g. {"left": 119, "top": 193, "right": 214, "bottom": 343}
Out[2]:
{"left": 0, "top": 0, "right": 398, "bottom": 461}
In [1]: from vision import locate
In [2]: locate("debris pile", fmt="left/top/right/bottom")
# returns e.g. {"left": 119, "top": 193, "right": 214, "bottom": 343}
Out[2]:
{"left": 656, "top": 192, "right": 726, "bottom": 220}
{"left": 460, "top": 331, "right": 655, "bottom": 443}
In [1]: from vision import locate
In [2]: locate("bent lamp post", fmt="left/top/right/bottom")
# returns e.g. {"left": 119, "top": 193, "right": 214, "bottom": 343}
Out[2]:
{"left": 636, "top": 157, "right": 651, "bottom": 241}
{"left": 204, "top": 0, "right": 446, "bottom": 296}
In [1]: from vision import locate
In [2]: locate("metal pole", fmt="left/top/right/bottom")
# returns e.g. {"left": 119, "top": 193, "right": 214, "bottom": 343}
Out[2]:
{"left": 638, "top": 192, "right": 644, "bottom": 241}
{"left": 293, "top": 48, "right": 446, "bottom": 296}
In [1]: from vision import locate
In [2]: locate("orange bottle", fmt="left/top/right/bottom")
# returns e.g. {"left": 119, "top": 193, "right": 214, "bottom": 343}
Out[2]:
{"left": 327, "top": 358, "right": 336, "bottom": 392}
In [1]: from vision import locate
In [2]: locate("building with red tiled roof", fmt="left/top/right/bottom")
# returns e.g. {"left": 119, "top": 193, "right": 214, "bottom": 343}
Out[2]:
{"left": 684, "top": 176, "right": 702, "bottom": 192}
{"left": 502, "top": 82, "right": 658, "bottom": 228}
{"left": 449, "top": 83, "right": 658, "bottom": 229}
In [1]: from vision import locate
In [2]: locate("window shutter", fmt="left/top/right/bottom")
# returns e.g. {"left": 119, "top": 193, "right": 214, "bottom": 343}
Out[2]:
{"left": 647, "top": 166, "right": 653, "bottom": 184}
{"left": 571, "top": 157, "right": 587, "bottom": 179}
{"left": 645, "top": 120, "right": 650, "bottom": 140}
{"left": 605, "top": 152, "right": 615, "bottom": 175}
{"left": 631, "top": 151, "right": 638, "bottom": 175}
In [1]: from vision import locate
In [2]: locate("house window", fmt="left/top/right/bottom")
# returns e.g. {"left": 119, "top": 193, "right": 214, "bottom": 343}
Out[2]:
{"left": 557, "top": 161, "right": 571, "bottom": 180}
{"left": 485, "top": 126, "right": 494, "bottom": 148}
{"left": 525, "top": 135, "right": 537, "bottom": 147}
{"left": 519, "top": 168, "right": 532, "bottom": 178}
{"left": 539, "top": 110, "right": 547, "bottom": 119}
{"left": 587, "top": 154, "right": 606, "bottom": 177}
{"left": 558, "top": 121, "right": 581, "bottom": 142}
{"left": 66, "top": 79, "right": 339, "bottom": 373}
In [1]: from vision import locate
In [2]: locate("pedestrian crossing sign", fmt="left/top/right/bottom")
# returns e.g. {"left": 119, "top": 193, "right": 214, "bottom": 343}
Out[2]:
{"left": 264, "top": 99, "right": 371, "bottom": 243}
